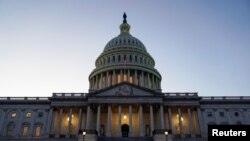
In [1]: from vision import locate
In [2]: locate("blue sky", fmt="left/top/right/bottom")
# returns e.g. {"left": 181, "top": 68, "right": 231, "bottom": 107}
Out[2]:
{"left": 0, "top": 0, "right": 249, "bottom": 97}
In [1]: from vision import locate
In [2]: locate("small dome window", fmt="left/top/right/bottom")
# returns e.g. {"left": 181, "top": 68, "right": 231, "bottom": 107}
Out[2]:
{"left": 118, "top": 55, "right": 121, "bottom": 62}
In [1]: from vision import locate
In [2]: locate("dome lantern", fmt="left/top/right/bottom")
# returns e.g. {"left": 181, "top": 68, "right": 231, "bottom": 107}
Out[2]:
{"left": 120, "top": 12, "right": 130, "bottom": 34}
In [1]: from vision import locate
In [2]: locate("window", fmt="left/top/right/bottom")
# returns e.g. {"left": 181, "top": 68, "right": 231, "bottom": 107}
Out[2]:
{"left": 22, "top": 125, "right": 29, "bottom": 137}
{"left": 108, "top": 57, "right": 110, "bottom": 63}
{"left": 6, "top": 122, "right": 15, "bottom": 137}
{"left": 207, "top": 112, "right": 213, "bottom": 117}
{"left": 129, "top": 55, "right": 132, "bottom": 62}
{"left": 11, "top": 112, "right": 17, "bottom": 118}
{"left": 113, "top": 56, "right": 115, "bottom": 62}
{"left": 124, "top": 55, "right": 126, "bottom": 61}
{"left": 235, "top": 112, "right": 239, "bottom": 117}
{"left": 118, "top": 55, "right": 121, "bottom": 62}
{"left": 219, "top": 112, "right": 224, "bottom": 117}
{"left": 26, "top": 112, "right": 32, "bottom": 118}
{"left": 38, "top": 112, "right": 43, "bottom": 118}
{"left": 34, "top": 126, "right": 41, "bottom": 137}
{"left": 135, "top": 56, "right": 137, "bottom": 62}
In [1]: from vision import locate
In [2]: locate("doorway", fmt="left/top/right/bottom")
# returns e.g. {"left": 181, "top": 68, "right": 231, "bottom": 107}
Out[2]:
{"left": 121, "top": 124, "right": 129, "bottom": 137}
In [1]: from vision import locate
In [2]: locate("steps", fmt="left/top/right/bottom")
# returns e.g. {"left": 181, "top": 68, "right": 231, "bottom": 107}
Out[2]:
{"left": 98, "top": 137, "right": 153, "bottom": 141}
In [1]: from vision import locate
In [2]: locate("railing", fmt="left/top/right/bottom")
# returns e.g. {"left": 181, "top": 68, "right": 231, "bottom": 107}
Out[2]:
{"left": 0, "top": 97, "right": 49, "bottom": 101}
{"left": 52, "top": 93, "right": 88, "bottom": 97}
{"left": 163, "top": 92, "right": 198, "bottom": 97}
{"left": 201, "top": 96, "right": 250, "bottom": 100}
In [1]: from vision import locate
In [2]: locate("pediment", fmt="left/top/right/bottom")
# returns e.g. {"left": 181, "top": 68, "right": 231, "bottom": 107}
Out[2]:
{"left": 92, "top": 83, "right": 157, "bottom": 97}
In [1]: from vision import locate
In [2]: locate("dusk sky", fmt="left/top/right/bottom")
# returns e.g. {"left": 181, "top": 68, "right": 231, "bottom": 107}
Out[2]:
{"left": 0, "top": 0, "right": 250, "bottom": 97}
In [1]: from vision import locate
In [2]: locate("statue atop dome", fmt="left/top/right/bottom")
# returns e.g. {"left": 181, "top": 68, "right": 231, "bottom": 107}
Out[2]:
{"left": 123, "top": 12, "right": 127, "bottom": 23}
{"left": 120, "top": 13, "right": 130, "bottom": 33}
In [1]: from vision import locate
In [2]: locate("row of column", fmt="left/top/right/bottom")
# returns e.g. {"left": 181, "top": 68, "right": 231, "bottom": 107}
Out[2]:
{"left": 94, "top": 104, "right": 165, "bottom": 137}
{"left": 50, "top": 105, "right": 201, "bottom": 137}
{"left": 90, "top": 69, "right": 161, "bottom": 91}
{"left": 167, "top": 107, "right": 201, "bottom": 137}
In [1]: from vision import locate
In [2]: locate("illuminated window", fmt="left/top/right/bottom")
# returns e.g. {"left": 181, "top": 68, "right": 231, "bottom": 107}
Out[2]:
{"left": 22, "top": 126, "right": 29, "bottom": 137}
{"left": 26, "top": 112, "right": 32, "bottom": 118}
{"left": 34, "top": 126, "right": 41, "bottom": 137}
{"left": 11, "top": 112, "right": 16, "bottom": 118}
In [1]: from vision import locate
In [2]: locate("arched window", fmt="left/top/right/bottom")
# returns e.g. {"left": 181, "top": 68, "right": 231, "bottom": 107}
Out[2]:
{"left": 22, "top": 123, "right": 30, "bottom": 137}
{"left": 118, "top": 55, "right": 121, "bottom": 62}
{"left": 129, "top": 55, "right": 132, "bottom": 62}
{"left": 34, "top": 123, "right": 42, "bottom": 137}
{"left": 135, "top": 56, "right": 137, "bottom": 62}
{"left": 6, "top": 122, "right": 15, "bottom": 137}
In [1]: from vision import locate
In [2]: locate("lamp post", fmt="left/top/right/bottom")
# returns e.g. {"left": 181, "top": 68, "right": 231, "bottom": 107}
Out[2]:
{"left": 165, "top": 130, "right": 168, "bottom": 141}
{"left": 82, "top": 129, "right": 86, "bottom": 141}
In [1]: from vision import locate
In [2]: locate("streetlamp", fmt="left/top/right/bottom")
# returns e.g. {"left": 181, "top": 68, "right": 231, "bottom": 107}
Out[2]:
{"left": 82, "top": 129, "right": 86, "bottom": 141}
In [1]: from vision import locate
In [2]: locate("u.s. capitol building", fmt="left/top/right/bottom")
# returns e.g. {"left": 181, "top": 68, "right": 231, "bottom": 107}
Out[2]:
{"left": 0, "top": 14, "right": 250, "bottom": 141}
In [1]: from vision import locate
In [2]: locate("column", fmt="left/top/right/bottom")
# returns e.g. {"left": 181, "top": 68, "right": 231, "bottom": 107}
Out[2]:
{"left": 150, "top": 105, "right": 154, "bottom": 136}
{"left": 96, "top": 105, "right": 101, "bottom": 136}
{"left": 76, "top": 108, "right": 82, "bottom": 136}
{"left": 100, "top": 73, "right": 103, "bottom": 89}
{"left": 139, "top": 105, "right": 144, "bottom": 137}
{"left": 129, "top": 105, "right": 133, "bottom": 136}
{"left": 45, "top": 108, "right": 53, "bottom": 136}
{"left": 147, "top": 73, "right": 150, "bottom": 88}
{"left": 106, "top": 105, "right": 112, "bottom": 137}
{"left": 178, "top": 108, "right": 184, "bottom": 137}
{"left": 113, "top": 70, "right": 116, "bottom": 85}
{"left": 160, "top": 105, "right": 165, "bottom": 129}
{"left": 141, "top": 71, "right": 144, "bottom": 87}
{"left": 16, "top": 110, "right": 24, "bottom": 137}
{"left": 86, "top": 106, "right": 91, "bottom": 129}
{"left": 118, "top": 105, "right": 122, "bottom": 136}
{"left": 96, "top": 75, "right": 99, "bottom": 90}
{"left": 120, "top": 69, "right": 123, "bottom": 82}
{"left": 0, "top": 109, "right": 6, "bottom": 136}
{"left": 57, "top": 108, "right": 63, "bottom": 136}
{"left": 134, "top": 70, "right": 137, "bottom": 85}
{"left": 197, "top": 108, "right": 206, "bottom": 137}
{"left": 168, "top": 107, "right": 173, "bottom": 133}
{"left": 67, "top": 108, "right": 73, "bottom": 136}
{"left": 28, "top": 109, "right": 37, "bottom": 136}
{"left": 226, "top": 109, "right": 232, "bottom": 124}
{"left": 188, "top": 108, "right": 194, "bottom": 137}
{"left": 106, "top": 71, "right": 109, "bottom": 87}
{"left": 128, "top": 69, "right": 130, "bottom": 82}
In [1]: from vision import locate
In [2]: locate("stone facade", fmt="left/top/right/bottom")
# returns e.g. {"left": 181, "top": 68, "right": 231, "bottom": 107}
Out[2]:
{"left": 0, "top": 14, "right": 249, "bottom": 141}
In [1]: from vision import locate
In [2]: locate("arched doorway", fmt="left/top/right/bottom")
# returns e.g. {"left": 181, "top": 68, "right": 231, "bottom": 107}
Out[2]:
{"left": 121, "top": 124, "right": 129, "bottom": 137}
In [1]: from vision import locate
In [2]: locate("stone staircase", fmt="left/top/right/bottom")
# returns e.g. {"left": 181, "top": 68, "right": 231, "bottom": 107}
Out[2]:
{"left": 98, "top": 137, "right": 153, "bottom": 141}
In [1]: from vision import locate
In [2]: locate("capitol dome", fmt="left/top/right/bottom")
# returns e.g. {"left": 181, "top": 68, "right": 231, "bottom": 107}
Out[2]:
{"left": 89, "top": 13, "right": 162, "bottom": 92}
